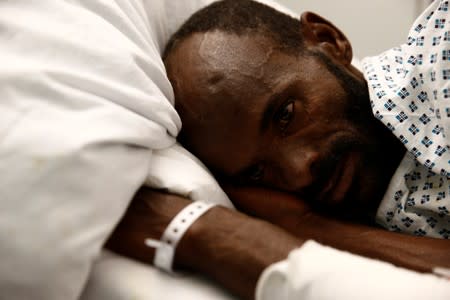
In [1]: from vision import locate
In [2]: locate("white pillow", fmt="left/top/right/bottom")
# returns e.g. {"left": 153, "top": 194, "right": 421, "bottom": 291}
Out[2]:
{"left": 0, "top": 1, "right": 298, "bottom": 299}
{"left": 0, "top": 0, "right": 222, "bottom": 299}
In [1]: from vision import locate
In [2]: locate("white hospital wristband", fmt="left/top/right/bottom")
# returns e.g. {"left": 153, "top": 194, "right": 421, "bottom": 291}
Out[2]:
{"left": 145, "top": 201, "right": 216, "bottom": 273}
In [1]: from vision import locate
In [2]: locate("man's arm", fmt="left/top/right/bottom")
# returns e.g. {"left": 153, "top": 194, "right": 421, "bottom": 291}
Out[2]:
{"left": 107, "top": 187, "right": 449, "bottom": 300}
{"left": 225, "top": 186, "right": 450, "bottom": 272}
{"left": 106, "top": 188, "right": 303, "bottom": 300}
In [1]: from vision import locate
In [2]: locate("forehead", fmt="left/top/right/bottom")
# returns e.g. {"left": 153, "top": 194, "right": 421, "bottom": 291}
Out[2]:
{"left": 167, "top": 31, "right": 301, "bottom": 174}
{"left": 194, "top": 31, "right": 277, "bottom": 84}
{"left": 169, "top": 31, "right": 298, "bottom": 95}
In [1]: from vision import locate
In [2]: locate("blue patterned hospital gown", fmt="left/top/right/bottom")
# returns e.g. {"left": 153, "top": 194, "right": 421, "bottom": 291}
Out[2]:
{"left": 362, "top": 0, "right": 450, "bottom": 239}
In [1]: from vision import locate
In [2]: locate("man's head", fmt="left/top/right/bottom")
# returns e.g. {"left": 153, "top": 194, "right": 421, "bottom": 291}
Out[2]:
{"left": 164, "top": 0, "right": 404, "bottom": 217}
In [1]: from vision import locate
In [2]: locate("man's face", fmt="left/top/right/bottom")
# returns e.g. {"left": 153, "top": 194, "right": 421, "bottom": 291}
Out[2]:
{"left": 166, "top": 30, "right": 399, "bottom": 216}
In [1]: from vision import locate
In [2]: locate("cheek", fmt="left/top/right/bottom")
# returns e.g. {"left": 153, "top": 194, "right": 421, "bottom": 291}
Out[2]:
{"left": 295, "top": 95, "right": 349, "bottom": 132}
{"left": 306, "top": 74, "right": 350, "bottom": 115}
{"left": 288, "top": 102, "right": 352, "bottom": 142}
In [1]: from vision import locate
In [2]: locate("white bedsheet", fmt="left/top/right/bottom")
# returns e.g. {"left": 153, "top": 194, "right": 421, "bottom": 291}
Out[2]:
{"left": 82, "top": 243, "right": 450, "bottom": 300}
{"left": 81, "top": 250, "right": 237, "bottom": 300}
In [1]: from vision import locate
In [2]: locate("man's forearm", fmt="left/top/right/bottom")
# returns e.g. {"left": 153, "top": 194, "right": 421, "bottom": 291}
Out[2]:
{"left": 106, "top": 188, "right": 303, "bottom": 300}
{"left": 225, "top": 186, "right": 450, "bottom": 273}
{"left": 283, "top": 212, "right": 450, "bottom": 272}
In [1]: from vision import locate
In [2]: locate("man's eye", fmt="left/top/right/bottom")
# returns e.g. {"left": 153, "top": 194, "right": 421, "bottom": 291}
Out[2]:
{"left": 277, "top": 100, "right": 295, "bottom": 131}
{"left": 247, "top": 164, "right": 264, "bottom": 182}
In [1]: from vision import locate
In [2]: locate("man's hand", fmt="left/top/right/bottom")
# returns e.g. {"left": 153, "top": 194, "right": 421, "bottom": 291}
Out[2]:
{"left": 106, "top": 188, "right": 303, "bottom": 300}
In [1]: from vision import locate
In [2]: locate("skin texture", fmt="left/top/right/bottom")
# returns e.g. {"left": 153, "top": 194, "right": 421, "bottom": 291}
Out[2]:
{"left": 166, "top": 12, "right": 406, "bottom": 220}
{"left": 107, "top": 11, "right": 450, "bottom": 300}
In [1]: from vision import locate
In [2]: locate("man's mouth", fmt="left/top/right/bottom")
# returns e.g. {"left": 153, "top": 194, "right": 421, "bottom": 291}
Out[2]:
{"left": 315, "top": 151, "right": 360, "bottom": 206}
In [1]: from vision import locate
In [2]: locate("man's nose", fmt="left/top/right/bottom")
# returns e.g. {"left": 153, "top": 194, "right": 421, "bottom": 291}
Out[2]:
{"left": 274, "top": 150, "right": 320, "bottom": 191}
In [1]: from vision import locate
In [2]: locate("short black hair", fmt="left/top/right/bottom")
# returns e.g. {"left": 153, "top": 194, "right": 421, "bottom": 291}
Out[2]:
{"left": 163, "top": 0, "right": 303, "bottom": 59}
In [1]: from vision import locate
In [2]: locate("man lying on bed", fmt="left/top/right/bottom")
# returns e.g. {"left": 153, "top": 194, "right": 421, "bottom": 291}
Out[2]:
{"left": 108, "top": 1, "right": 450, "bottom": 299}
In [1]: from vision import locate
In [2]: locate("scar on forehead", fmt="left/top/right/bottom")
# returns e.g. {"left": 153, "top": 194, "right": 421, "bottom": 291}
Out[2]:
{"left": 198, "top": 31, "right": 276, "bottom": 81}
{"left": 207, "top": 73, "right": 225, "bottom": 85}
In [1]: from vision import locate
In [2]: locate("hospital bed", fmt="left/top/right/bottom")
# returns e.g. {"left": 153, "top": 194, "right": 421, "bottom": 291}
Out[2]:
{"left": 1, "top": 0, "right": 448, "bottom": 299}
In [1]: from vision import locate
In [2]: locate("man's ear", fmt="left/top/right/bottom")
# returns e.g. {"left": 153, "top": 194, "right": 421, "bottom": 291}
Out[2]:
{"left": 300, "top": 12, "right": 353, "bottom": 65}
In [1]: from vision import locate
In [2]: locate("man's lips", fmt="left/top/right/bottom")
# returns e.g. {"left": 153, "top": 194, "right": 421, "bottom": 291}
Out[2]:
{"left": 315, "top": 151, "right": 360, "bottom": 206}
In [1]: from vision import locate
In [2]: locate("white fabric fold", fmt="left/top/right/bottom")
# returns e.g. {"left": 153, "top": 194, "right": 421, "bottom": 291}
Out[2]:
{"left": 145, "top": 143, "right": 233, "bottom": 207}
{"left": 257, "top": 240, "right": 450, "bottom": 300}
